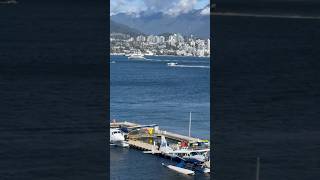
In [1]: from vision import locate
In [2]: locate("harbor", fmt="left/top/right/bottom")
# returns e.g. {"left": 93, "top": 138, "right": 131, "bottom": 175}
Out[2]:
{"left": 110, "top": 55, "right": 210, "bottom": 179}
{"left": 110, "top": 119, "right": 211, "bottom": 175}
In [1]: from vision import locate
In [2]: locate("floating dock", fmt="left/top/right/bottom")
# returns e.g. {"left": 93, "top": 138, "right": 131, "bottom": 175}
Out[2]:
{"left": 110, "top": 121, "right": 211, "bottom": 174}
{"left": 127, "top": 139, "right": 161, "bottom": 153}
{"left": 110, "top": 121, "right": 207, "bottom": 145}
{"left": 110, "top": 121, "right": 209, "bottom": 153}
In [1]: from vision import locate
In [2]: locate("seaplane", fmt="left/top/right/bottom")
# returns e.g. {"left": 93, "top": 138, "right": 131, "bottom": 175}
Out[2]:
{"left": 143, "top": 136, "right": 210, "bottom": 175}
{"left": 173, "top": 148, "right": 210, "bottom": 164}
{"left": 110, "top": 128, "right": 129, "bottom": 147}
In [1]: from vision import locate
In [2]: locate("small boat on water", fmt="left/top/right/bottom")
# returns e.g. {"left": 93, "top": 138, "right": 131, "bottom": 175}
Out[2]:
{"left": 167, "top": 62, "right": 178, "bottom": 67}
{"left": 144, "top": 51, "right": 154, "bottom": 56}
{"left": 128, "top": 53, "right": 145, "bottom": 60}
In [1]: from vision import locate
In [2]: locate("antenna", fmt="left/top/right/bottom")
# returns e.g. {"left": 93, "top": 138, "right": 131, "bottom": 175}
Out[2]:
{"left": 188, "top": 112, "right": 192, "bottom": 137}
{"left": 256, "top": 157, "right": 260, "bottom": 180}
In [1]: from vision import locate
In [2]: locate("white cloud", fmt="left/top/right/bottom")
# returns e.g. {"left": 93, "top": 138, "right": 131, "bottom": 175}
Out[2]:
{"left": 165, "top": 0, "right": 198, "bottom": 16}
{"left": 200, "top": 6, "right": 210, "bottom": 15}
{"left": 111, "top": 0, "right": 205, "bottom": 16}
{"left": 111, "top": 0, "right": 147, "bottom": 16}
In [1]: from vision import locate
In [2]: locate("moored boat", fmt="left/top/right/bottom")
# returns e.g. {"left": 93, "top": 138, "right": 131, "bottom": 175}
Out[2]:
{"left": 128, "top": 53, "right": 145, "bottom": 60}
{"left": 110, "top": 128, "right": 129, "bottom": 147}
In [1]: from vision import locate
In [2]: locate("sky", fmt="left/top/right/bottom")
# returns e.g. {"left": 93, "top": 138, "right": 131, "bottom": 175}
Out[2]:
{"left": 110, "top": 0, "right": 209, "bottom": 16}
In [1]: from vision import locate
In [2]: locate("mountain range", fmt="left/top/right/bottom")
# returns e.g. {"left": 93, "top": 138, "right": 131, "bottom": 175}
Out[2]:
{"left": 110, "top": 20, "right": 144, "bottom": 36}
{"left": 110, "top": 5, "right": 210, "bottom": 38}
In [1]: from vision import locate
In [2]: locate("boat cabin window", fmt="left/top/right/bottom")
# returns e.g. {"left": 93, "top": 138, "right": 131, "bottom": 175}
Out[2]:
{"left": 112, "top": 131, "right": 121, "bottom": 135}
{"left": 190, "top": 152, "right": 198, "bottom": 156}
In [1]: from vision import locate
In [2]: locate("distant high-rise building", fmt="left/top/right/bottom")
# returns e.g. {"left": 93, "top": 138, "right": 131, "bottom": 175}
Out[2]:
{"left": 147, "top": 35, "right": 154, "bottom": 43}
{"left": 159, "top": 36, "right": 165, "bottom": 43}
{"left": 190, "top": 40, "right": 195, "bottom": 47}
{"left": 136, "top": 35, "right": 146, "bottom": 42}
{"left": 154, "top": 36, "right": 160, "bottom": 44}
{"left": 176, "top": 34, "right": 184, "bottom": 43}
{"left": 168, "top": 35, "right": 177, "bottom": 46}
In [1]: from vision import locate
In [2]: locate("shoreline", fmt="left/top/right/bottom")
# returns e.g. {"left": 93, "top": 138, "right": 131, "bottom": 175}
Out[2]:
{"left": 110, "top": 54, "right": 210, "bottom": 58}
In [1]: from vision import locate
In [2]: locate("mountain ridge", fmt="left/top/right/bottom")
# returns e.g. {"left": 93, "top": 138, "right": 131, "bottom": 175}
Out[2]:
{"left": 110, "top": 20, "right": 144, "bottom": 37}
{"left": 110, "top": 5, "right": 210, "bottom": 38}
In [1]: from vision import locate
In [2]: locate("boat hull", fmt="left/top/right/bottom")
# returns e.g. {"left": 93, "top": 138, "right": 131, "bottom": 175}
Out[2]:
{"left": 110, "top": 140, "right": 129, "bottom": 147}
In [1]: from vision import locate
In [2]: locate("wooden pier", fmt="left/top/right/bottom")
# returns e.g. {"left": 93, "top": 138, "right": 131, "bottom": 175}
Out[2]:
{"left": 110, "top": 121, "right": 208, "bottom": 146}
{"left": 127, "top": 140, "right": 161, "bottom": 154}
{"left": 157, "top": 130, "right": 200, "bottom": 143}
{"left": 110, "top": 121, "right": 140, "bottom": 128}
{"left": 110, "top": 121, "right": 211, "bottom": 173}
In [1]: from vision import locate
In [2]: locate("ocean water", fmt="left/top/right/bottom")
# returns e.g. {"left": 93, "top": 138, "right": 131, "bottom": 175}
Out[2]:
{"left": 213, "top": 14, "right": 320, "bottom": 180}
{"left": 110, "top": 55, "right": 210, "bottom": 180}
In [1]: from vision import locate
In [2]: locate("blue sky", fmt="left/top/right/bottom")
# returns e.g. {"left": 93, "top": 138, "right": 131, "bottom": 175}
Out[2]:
{"left": 194, "top": 0, "right": 210, "bottom": 9}
{"left": 111, "top": 0, "right": 209, "bottom": 16}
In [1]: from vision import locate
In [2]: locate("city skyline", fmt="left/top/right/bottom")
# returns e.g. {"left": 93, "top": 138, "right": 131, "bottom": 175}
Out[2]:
{"left": 110, "top": 32, "right": 210, "bottom": 57}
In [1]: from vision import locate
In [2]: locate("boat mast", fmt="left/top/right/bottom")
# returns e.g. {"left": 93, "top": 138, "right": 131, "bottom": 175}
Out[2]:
{"left": 189, "top": 112, "right": 192, "bottom": 137}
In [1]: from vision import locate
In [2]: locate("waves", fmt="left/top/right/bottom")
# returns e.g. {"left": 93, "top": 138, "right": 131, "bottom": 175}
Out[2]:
{"left": 144, "top": 58, "right": 208, "bottom": 63}
{"left": 110, "top": 56, "right": 210, "bottom": 69}
{"left": 144, "top": 58, "right": 210, "bottom": 69}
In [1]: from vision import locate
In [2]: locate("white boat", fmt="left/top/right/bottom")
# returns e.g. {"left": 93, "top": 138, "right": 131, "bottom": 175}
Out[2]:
{"left": 110, "top": 128, "right": 129, "bottom": 147}
{"left": 144, "top": 51, "right": 154, "bottom": 56}
{"left": 128, "top": 53, "right": 145, "bottom": 60}
{"left": 162, "top": 163, "right": 195, "bottom": 175}
{"left": 167, "top": 62, "right": 178, "bottom": 67}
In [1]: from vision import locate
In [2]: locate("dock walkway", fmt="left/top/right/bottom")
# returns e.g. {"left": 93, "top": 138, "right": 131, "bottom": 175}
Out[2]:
{"left": 157, "top": 130, "right": 200, "bottom": 143}
{"left": 128, "top": 140, "right": 161, "bottom": 154}
{"left": 110, "top": 121, "right": 139, "bottom": 128}
{"left": 110, "top": 121, "right": 205, "bottom": 143}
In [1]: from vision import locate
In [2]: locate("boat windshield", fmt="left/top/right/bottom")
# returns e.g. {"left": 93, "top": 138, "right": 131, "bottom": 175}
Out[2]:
{"left": 190, "top": 152, "right": 198, "bottom": 156}
{"left": 112, "top": 131, "right": 121, "bottom": 135}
